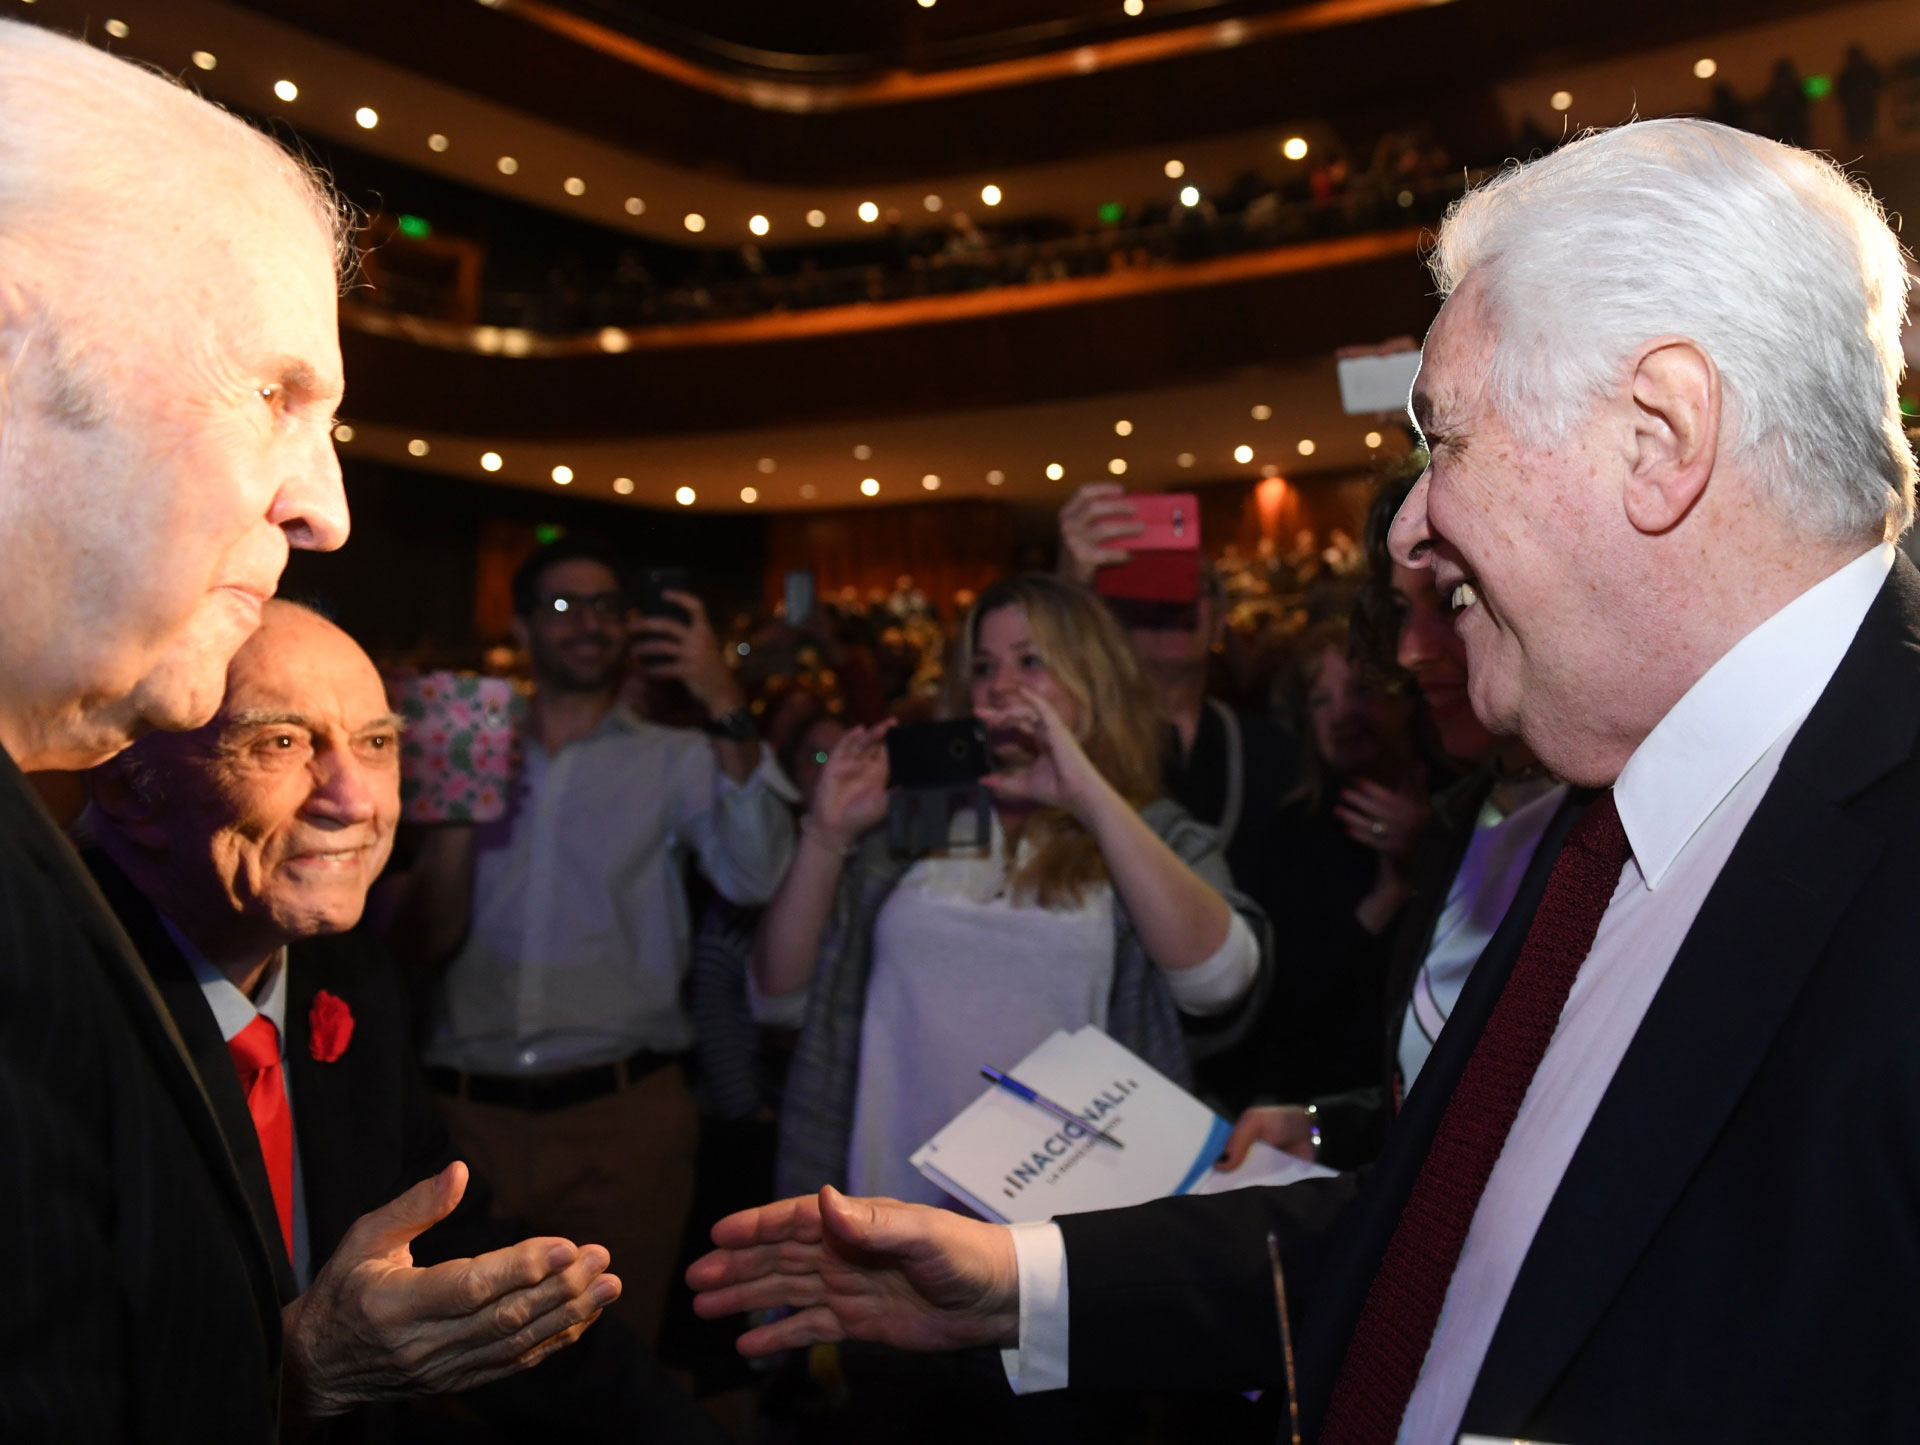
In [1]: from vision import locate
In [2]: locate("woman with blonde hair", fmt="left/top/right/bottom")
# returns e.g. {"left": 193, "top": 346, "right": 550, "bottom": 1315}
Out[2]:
{"left": 754, "top": 573, "right": 1269, "bottom": 1207}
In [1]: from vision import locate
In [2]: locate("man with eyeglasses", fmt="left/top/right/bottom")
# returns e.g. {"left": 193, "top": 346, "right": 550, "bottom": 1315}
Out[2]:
{"left": 403, "top": 535, "right": 796, "bottom": 1346}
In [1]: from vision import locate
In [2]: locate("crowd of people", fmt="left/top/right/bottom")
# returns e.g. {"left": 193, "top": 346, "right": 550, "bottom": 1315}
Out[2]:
{"left": 5, "top": 14, "right": 1920, "bottom": 1445}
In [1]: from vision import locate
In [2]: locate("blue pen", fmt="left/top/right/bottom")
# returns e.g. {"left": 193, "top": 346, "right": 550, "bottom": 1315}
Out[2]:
{"left": 980, "top": 1065, "right": 1125, "bottom": 1149}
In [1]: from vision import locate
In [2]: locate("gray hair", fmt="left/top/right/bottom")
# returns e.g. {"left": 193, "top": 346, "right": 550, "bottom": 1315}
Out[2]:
{"left": 0, "top": 20, "right": 352, "bottom": 424}
{"left": 1431, "top": 118, "right": 1915, "bottom": 544}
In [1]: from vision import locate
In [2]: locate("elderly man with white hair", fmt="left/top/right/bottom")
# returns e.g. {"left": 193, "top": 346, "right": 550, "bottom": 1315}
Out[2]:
{"left": 0, "top": 20, "right": 613, "bottom": 1439}
{"left": 689, "top": 118, "right": 1920, "bottom": 1442}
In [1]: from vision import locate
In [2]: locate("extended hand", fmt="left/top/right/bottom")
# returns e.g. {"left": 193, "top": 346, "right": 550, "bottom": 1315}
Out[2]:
{"left": 1218, "top": 1104, "right": 1318, "bottom": 1168}
{"left": 632, "top": 591, "right": 743, "bottom": 718}
{"left": 977, "top": 687, "right": 1107, "bottom": 819}
{"left": 282, "top": 1163, "right": 618, "bottom": 1418}
{"left": 1058, "top": 482, "right": 1144, "bottom": 584}
{"left": 1334, "top": 776, "right": 1432, "bottom": 861}
{"left": 805, "top": 722, "right": 894, "bottom": 850}
{"left": 687, "top": 1186, "right": 1020, "bottom": 1357}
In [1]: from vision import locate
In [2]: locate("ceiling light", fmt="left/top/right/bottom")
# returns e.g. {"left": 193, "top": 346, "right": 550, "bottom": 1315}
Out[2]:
{"left": 918, "top": 0, "right": 936, "bottom": 7}
{"left": 407, "top": 438, "right": 430, "bottom": 457}
{"left": 1115, "top": 419, "right": 1133, "bottom": 436}
{"left": 1177, "top": 452, "right": 1196, "bottom": 468}
{"left": 917, "top": 196, "right": 941, "bottom": 216}
{"left": 676, "top": 486, "right": 697, "bottom": 506}
{"left": 1282, "top": 136, "right": 1309, "bottom": 161}
{"left": 1251, "top": 404, "right": 1271, "bottom": 420}
{"left": 741, "top": 485, "right": 759, "bottom": 503}
{"left": 274, "top": 79, "right": 299, "bottom": 102}
{"left": 1550, "top": 90, "right": 1573, "bottom": 111}
{"left": 332, "top": 423, "right": 355, "bottom": 443}
{"left": 861, "top": 478, "right": 881, "bottom": 496}
{"left": 1108, "top": 459, "right": 1127, "bottom": 476}
{"left": 1694, "top": 57, "right": 1717, "bottom": 79}
{"left": 1233, "top": 444, "right": 1254, "bottom": 463}
{"left": 1164, "top": 159, "right": 1185, "bottom": 179}
{"left": 552, "top": 465, "right": 573, "bottom": 484}
{"left": 1045, "top": 462, "right": 1065, "bottom": 481}
{"left": 1262, "top": 464, "right": 1280, "bottom": 478}
{"left": 800, "top": 483, "right": 818, "bottom": 499}
{"left": 853, "top": 444, "right": 872, "bottom": 460}
{"left": 1296, "top": 439, "right": 1316, "bottom": 456}
{"left": 757, "top": 457, "right": 776, "bottom": 474}
{"left": 563, "top": 176, "right": 586, "bottom": 196}
{"left": 684, "top": 213, "right": 706, "bottom": 233}
{"left": 987, "top": 469, "right": 1006, "bottom": 485}
{"left": 190, "top": 50, "right": 217, "bottom": 71}
{"left": 613, "top": 476, "right": 635, "bottom": 495}
{"left": 749, "top": 214, "right": 770, "bottom": 236}
{"left": 922, "top": 474, "right": 941, "bottom": 491}
{"left": 1124, "top": 0, "right": 1144, "bottom": 13}
{"left": 355, "top": 107, "right": 379, "bottom": 130}
{"left": 599, "top": 327, "right": 630, "bottom": 353}
{"left": 1179, "top": 186, "right": 1200, "bottom": 207}
{"left": 497, "top": 156, "right": 519, "bottom": 175}
{"left": 857, "top": 201, "right": 879, "bottom": 223}
{"left": 806, "top": 209, "right": 827, "bottom": 227}
{"left": 1365, "top": 430, "right": 1384, "bottom": 448}
{"left": 104, "top": 18, "right": 128, "bottom": 38}
{"left": 981, "top": 184, "right": 1003, "bottom": 206}
{"left": 480, "top": 451, "right": 502, "bottom": 471}
{"left": 427, "top": 132, "right": 450, "bottom": 152}
{"left": 624, "top": 196, "right": 645, "bottom": 215}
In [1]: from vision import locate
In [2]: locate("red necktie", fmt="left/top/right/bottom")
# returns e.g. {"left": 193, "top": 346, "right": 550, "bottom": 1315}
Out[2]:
{"left": 228, "top": 1014, "right": 295, "bottom": 1260}
{"left": 1320, "top": 791, "right": 1630, "bottom": 1445}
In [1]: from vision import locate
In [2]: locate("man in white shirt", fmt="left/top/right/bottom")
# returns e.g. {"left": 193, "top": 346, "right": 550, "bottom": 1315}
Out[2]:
{"left": 406, "top": 536, "right": 796, "bottom": 1342}
{"left": 687, "top": 118, "right": 1920, "bottom": 1442}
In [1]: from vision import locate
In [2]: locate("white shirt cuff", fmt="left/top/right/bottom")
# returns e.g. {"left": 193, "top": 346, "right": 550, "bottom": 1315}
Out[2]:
{"left": 1000, "top": 1221, "right": 1071, "bottom": 1394}
{"left": 715, "top": 746, "right": 802, "bottom": 804}
{"left": 1159, "top": 911, "right": 1260, "bottom": 1017}
{"left": 744, "top": 965, "right": 810, "bottom": 1027}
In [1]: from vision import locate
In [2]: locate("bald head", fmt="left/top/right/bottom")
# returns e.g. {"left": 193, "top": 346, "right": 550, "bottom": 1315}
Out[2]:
{"left": 93, "top": 603, "right": 402, "bottom": 982}
{"left": 0, "top": 21, "right": 352, "bottom": 771}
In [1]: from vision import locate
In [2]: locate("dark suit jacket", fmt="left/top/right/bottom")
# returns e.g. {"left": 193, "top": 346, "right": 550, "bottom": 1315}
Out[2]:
{"left": 0, "top": 751, "right": 282, "bottom": 1442}
{"left": 87, "top": 849, "right": 727, "bottom": 1445}
{"left": 1059, "top": 556, "right": 1920, "bottom": 1442}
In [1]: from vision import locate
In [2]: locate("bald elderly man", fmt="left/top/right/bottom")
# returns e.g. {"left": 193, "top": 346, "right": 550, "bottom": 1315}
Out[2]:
{"left": 0, "top": 21, "right": 608, "bottom": 1438}
{"left": 690, "top": 119, "right": 1920, "bottom": 1443}
{"left": 83, "top": 602, "right": 724, "bottom": 1444}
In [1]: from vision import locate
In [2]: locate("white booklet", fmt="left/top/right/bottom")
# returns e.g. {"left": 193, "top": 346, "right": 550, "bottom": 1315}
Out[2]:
{"left": 910, "top": 1024, "right": 1334, "bottom": 1223}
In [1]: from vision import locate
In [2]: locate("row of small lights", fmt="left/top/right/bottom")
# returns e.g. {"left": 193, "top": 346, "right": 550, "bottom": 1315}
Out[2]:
{"left": 1547, "top": 56, "right": 1723, "bottom": 113}
{"left": 915, "top": 0, "right": 1154, "bottom": 15}
{"left": 333, "top": 412, "right": 1387, "bottom": 503}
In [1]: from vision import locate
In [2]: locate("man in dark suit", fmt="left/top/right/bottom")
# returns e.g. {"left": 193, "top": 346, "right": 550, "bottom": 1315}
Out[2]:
{"left": 0, "top": 21, "right": 610, "bottom": 1438}
{"left": 85, "top": 599, "right": 726, "bottom": 1443}
{"left": 687, "top": 118, "right": 1920, "bottom": 1442}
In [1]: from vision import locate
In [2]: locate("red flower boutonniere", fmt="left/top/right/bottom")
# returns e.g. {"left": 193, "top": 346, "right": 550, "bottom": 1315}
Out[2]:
{"left": 309, "top": 990, "right": 355, "bottom": 1063}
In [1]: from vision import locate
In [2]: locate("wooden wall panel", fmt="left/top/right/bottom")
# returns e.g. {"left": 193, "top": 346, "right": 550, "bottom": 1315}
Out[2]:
{"left": 763, "top": 499, "right": 1015, "bottom": 615}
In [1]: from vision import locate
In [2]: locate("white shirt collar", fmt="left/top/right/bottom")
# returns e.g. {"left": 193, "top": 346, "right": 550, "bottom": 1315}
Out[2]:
{"left": 1614, "top": 543, "right": 1894, "bottom": 889}
{"left": 162, "top": 914, "right": 291, "bottom": 1047}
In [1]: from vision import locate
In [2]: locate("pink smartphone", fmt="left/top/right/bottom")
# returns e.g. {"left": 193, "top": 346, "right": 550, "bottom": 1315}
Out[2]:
{"left": 1095, "top": 494, "right": 1201, "bottom": 603}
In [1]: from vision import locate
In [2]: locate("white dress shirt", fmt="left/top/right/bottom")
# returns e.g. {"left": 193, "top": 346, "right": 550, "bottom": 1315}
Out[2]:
{"left": 167, "top": 923, "right": 313, "bottom": 1289}
{"left": 425, "top": 706, "right": 797, "bottom": 1075}
{"left": 1006, "top": 543, "right": 1896, "bottom": 1424}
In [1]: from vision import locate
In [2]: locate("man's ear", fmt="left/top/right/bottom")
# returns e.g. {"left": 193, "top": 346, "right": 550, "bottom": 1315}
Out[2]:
{"left": 89, "top": 759, "right": 170, "bottom": 849}
{"left": 1623, "top": 338, "right": 1720, "bottom": 535}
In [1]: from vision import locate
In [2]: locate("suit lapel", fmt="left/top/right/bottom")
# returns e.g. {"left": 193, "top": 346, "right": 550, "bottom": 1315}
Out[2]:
{"left": 1464, "top": 558, "right": 1920, "bottom": 1429}
{"left": 283, "top": 940, "right": 371, "bottom": 1265}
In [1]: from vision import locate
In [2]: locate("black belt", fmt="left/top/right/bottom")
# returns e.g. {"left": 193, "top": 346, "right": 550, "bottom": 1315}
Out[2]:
{"left": 426, "top": 1048, "right": 678, "bottom": 1113}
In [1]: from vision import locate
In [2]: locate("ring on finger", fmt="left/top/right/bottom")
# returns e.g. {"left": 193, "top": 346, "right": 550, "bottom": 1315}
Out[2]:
{"left": 1370, "top": 821, "right": 1386, "bottom": 838}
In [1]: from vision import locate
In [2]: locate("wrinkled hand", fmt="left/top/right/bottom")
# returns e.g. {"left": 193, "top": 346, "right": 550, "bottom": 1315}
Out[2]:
{"left": 687, "top": 1186, "right": 1019, "bottom": 1357}
{"left": 1058, "top": 482, "right": 1145, "bottom": 584}
{"left": 805, "top": 722, "right": 894, "bottom": 851}
{"left": 1334, "top": 777, "right": 1431, "bottom": 861}
{"left": 1218, "top": 1105, "right": 1318, "bottom": 1169}
{"left": 976, "top": 687, "right": 1107, "bottom": 819}
{"left": 282, "top": 1162, "right": 618, "bottom": 1419}
{"left": 632, "top": 591, "right": 743, "bottom": 718}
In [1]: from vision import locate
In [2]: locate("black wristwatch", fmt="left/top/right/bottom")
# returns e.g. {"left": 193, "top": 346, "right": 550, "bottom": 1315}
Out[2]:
{"left": 702, "top": 705, "right": 757, "bottom": 742}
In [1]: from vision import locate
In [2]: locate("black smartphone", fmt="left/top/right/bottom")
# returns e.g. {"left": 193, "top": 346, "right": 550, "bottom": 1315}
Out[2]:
{"left": 635, "top": 566, "right": 692, "bottom": 626}
{"left": 886, "top": 718, "right": 991, "bottom": 790}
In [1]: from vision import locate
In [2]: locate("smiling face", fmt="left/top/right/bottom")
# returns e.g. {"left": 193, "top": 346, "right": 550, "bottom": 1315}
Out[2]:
{"left": 135, "top": 604, "right": 402, "bottom": 957}
{"left": 1392, "top": 560, "right": 1495, "bottom": 762}
{"left": 518, "top": 557, "right": 629, "bottom": 694}
{"left": 1388, "top": 279, "right": 1637, "bottom": 779}
{"left": 969, "top": 604, "right": 1083, "bottom": 763}
{"left": 0, "top": 162, "right": 349, "bottom": 769}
